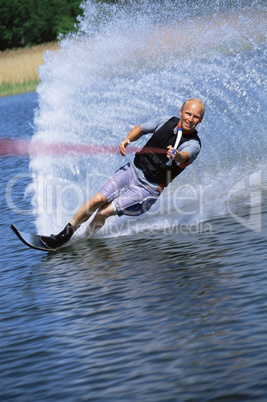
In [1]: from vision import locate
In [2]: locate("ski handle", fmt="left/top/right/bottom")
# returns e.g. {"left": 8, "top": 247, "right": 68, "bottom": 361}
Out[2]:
{"left": 166, "top": 128, "right": 182, "bottom": 166}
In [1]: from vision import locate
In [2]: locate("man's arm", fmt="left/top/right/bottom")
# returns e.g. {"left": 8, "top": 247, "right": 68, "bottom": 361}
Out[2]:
{"left": 119, "top": 125, "right": 143, "bottom": 156}
{"left": 167, "top": 140, "right": 201, "bottom": 164}
{"left": 166, "top": 146, "right": 191, "bottom": 163}
{"left": 119, "top": 116, "right": 172, "bottom": 157}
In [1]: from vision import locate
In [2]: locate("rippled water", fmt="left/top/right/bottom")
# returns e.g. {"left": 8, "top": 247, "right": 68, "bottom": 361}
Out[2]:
{"left": 1, "top": 92, "right": 267, "bottom": 402}
{"left": 1, "top": 0, "right": 267, "bottom": 399}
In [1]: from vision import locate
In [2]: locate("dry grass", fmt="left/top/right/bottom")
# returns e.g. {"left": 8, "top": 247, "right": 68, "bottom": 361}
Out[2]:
{"left": 0, "top": 42, "right": 59, "bottom": 97}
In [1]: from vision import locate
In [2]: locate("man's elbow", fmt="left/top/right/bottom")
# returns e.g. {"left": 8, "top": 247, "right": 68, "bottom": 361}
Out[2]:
{"left": 178, "top": 151, "right": 191, "bottom": 163}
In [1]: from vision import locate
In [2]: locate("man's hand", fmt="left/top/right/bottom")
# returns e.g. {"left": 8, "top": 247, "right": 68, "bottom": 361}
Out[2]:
{"left": 167, "top": 145, "right": 191, "bottom": 163}
{"left": 119, "top": 139, "right": 131, "bottom": 156}
{"left": 167, "top": 145, "right": 176, "bottom": 160}
{"left": 119, "top": 125, "right": 143, "bottom": 157}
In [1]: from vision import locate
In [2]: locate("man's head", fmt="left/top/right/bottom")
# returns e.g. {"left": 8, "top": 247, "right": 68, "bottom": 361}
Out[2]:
{"left": 179, "top": 98, "right": 205, "bottom": 133}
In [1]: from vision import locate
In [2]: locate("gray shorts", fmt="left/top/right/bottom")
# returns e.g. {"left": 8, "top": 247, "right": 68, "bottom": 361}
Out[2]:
{"left": 99, "top": 163, "right": 160, "bottom": 217}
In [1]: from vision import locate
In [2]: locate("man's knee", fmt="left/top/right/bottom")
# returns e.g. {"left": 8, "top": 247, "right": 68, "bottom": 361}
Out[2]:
{"left": 96, "top": 202, "right": 115, "bottom": 219}
{"left": 93, "top": 192, "right": 108, "bottom": 208}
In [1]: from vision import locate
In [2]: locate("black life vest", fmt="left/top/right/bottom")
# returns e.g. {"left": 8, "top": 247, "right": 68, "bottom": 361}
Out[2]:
{"left": 134, "top": 117, "right": 201, "bottom": 186}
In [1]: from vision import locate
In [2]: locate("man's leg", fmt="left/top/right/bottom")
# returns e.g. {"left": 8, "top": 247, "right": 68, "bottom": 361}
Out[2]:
{"left": 41, "top": 163, "right": 136, "bottom": 249}
{"left": 41, "top": 192, "right": 109, "bottom": 249}
{"left": 88, "top": 202, "right": 116, "bottom": 233}
{"left": 70, "top": 192, "right": 109, "bottom": 229}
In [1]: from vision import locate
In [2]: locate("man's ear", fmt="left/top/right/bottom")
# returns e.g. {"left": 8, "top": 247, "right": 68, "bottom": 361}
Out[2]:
{"left": 179, "top": 109, "right": 182, "bottom": 117}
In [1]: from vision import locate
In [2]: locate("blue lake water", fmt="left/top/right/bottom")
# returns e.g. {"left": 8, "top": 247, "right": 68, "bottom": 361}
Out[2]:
{"left": 1, "top": 0, "right": 267, "bottom": 400}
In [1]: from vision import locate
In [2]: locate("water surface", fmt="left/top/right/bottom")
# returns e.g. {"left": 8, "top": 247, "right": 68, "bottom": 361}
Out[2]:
{"left": 1, "top": 0, "right": 267, "bottom": 400}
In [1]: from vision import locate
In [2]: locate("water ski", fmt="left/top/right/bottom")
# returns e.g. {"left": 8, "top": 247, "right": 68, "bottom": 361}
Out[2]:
{"left": 10, "top": 224, "right": 53, "bottom": 252}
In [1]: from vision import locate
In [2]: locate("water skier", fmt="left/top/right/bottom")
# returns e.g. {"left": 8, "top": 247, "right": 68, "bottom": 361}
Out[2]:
{"left": 41, "top": 98, "right": 205, "bottom": 249}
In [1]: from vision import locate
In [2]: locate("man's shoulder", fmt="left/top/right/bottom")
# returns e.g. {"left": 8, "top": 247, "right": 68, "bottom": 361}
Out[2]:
{"left": 141, "top": 115, "right": 176, "bottom": 134}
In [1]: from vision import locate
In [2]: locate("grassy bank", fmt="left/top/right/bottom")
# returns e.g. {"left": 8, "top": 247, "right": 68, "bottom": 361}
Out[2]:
{"left": 0, "top": 43, "right": 59, "bottom": 97}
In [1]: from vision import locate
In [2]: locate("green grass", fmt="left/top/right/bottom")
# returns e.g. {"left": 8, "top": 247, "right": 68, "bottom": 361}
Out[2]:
{"left": 0, "top": 79, "right": 39, "bottom": 97}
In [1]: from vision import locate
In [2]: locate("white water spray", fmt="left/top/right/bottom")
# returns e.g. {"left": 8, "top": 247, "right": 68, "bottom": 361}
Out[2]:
{"left": 28, "top": 0, "right": 266, "bottom": 237}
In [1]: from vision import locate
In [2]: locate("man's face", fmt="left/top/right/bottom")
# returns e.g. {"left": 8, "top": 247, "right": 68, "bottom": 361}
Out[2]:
{"left": 179, "top": 101, "right": 203, "bottom": 132}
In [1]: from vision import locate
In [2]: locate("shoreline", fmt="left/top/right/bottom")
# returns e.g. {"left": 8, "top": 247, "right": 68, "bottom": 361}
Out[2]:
{"left": 0, "top": 42, "right": 59, "bottom": 98}
{"left": 0, "top": 80, "right": 40, "bottom": 98}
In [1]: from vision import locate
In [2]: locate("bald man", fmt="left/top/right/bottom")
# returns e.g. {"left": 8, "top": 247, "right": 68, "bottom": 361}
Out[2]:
{"left": 41, "top": 98, "right": 205, "bottom": 249}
